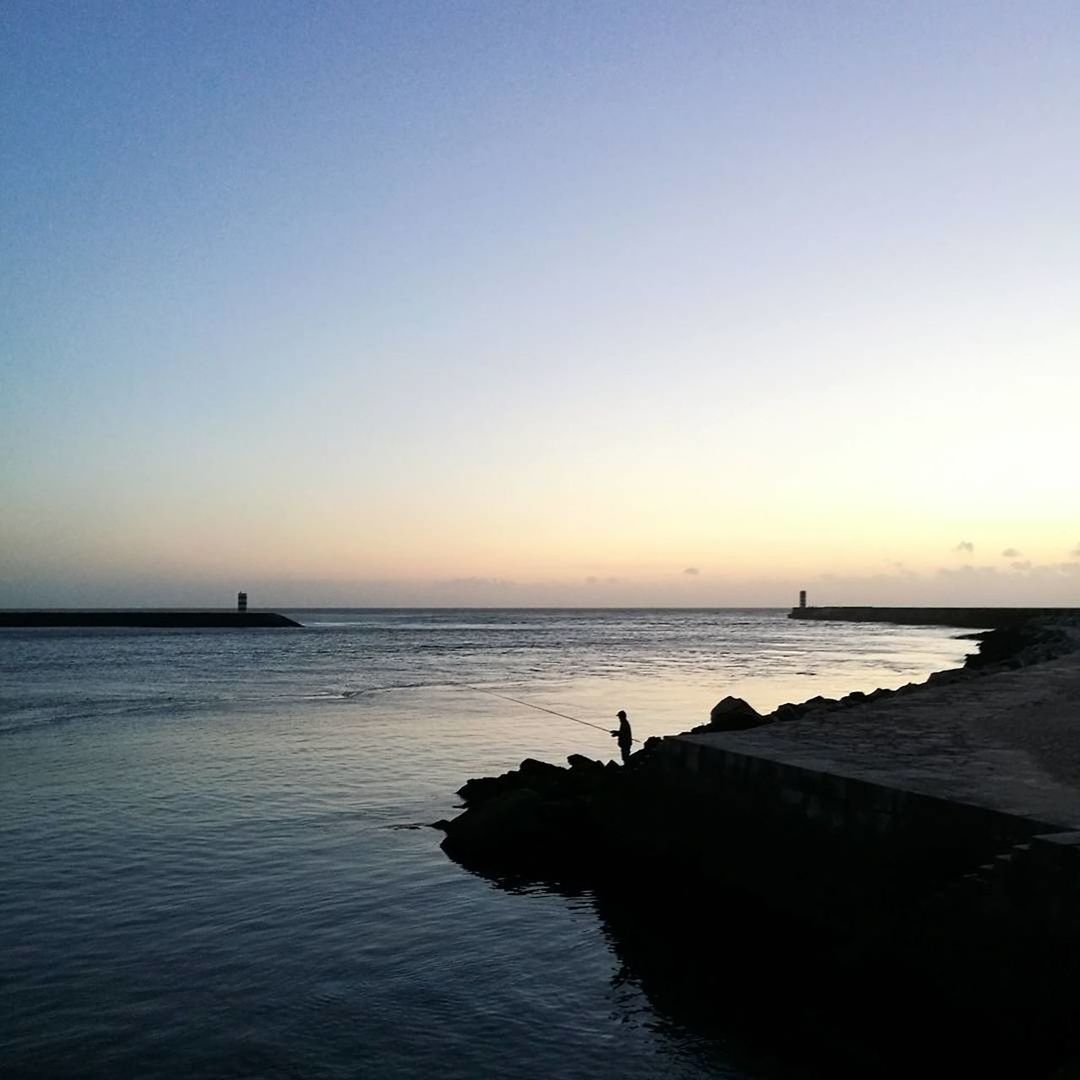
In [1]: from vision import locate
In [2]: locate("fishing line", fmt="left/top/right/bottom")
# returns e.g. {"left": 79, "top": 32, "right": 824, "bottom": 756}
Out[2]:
{"left": 461, "top": 684, "right": 640, "bottom": 744}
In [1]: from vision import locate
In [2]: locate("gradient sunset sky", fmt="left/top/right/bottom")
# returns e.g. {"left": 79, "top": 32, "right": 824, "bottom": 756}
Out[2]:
{"left": 3, "top": 2, "right": 1078, "bottom": 607}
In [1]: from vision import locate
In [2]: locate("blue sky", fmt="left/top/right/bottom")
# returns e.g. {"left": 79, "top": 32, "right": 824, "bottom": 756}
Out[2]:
{"left": 3, "top": 2, "right": 1079, "bottom": 606}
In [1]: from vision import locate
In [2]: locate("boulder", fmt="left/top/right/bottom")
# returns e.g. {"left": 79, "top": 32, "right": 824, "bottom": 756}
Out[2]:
{"left": 458, "top": 758, "right": 570, "bottom": 806}
{"left": 567, "top": 753, "right": 603, "bottom": 772}
{"left": 519, "top": 758, "right": 566, "bottom": 784}
{"left": 440, "top": 787, "right": 551, "bottom": 858}
{"left": 457, "top": 775, "right": 507, "bottom": 805}
{"left": 926, "top": 669, "right": 966, "bottom": 686}
{"left": 772, "top": 702, "right": 807, "bottom": 723}
{"left": 706, "top": 696, "right": 765, "bottom": 731}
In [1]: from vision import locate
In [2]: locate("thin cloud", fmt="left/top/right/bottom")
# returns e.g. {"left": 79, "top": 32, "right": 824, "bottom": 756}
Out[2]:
{"left": 954, "top": 541, "right": 975, "bottom": 554}
{"left": 682, "top": 567, "right": 700, "bottom": 576}
{"left": 1010, "top": 560, "right": 1032, "bottom": 572}
{"left": 1001, "top": 547, "right": 1022, "bottom": 558}
{"left": 1071, "top": 542, "right": 1080, "bottom": 558}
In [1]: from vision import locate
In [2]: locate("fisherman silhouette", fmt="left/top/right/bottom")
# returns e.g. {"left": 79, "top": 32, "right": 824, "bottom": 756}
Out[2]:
{"left": 611, "top": 710, "right": 633, "bottom": 764}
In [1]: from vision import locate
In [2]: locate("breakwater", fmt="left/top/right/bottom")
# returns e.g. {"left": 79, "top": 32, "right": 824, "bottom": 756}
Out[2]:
{"left": 0, "top": 611, "right": 302, "bottom": 628}
{"left": 439, "top": 621, "right": 1080, "bottom": 1075}
{"left": 789, "top": 605, "right": 1076, "bottom": 628}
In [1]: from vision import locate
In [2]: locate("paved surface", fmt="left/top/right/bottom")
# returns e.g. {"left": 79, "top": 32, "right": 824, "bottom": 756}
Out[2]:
{"left": 678, "top": 650, "right": 1080, "bottom": 829}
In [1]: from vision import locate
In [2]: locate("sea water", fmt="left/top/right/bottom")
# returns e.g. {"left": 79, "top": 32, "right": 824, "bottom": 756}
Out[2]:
{"left": 0, "top": 609, "right": 972, "bottom": 1079}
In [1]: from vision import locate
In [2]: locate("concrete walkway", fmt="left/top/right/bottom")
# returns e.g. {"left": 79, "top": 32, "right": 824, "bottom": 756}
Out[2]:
{"left": 676, "top": 650, "right": 1080, "bottom": 829}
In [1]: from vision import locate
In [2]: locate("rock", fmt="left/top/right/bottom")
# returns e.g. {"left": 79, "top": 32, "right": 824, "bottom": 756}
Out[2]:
{"left": 519, "top": 758, "right": 566, "bottom": 783}
{"left": 438, "top": 751, "right": 644, "bottom": 868}
{"left": 773, "top": 703, "right": 807, "bottom": 723}
{"left": 457, "top": 775, "right": 507, "bottom": 805}
{"left": 568, "top": 753, "right": 603, "bottom": 772}
{"left": 960, "top": 621, "right": 1079, "bottom": 672}
{"left": 926, "top": 669, "right": 965, "bottom": 686}
{"left": 458, "top": 759, "right": 571, "bottom": 806}
{"left": 706, "top": 696, "right": 765, "bottom": 731}
{"left": 440, "top": 788, "right": 552, "bottom": 858}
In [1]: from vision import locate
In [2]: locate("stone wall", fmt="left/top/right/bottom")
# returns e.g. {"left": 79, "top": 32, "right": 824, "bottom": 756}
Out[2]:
{"left": 656, "top": 734, "right": 1058, "bottom": 872}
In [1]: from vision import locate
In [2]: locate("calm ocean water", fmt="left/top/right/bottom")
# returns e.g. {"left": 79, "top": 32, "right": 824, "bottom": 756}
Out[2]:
{"left": 0, "top": 609, "right": 972, "bottom": 1079}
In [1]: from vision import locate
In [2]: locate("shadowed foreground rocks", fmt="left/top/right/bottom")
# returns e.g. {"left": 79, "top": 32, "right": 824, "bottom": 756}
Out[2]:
{"left": 437, "top": 753, "right": 662, "bottom": 874}
{"left": 439, "top": 747, "right": 1080, "bottom": 1077}
{"left": 436, "top": 621, "right": 1080, "bottom": 1079}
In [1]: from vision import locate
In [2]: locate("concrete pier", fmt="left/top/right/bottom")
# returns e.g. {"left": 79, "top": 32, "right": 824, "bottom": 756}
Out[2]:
{"left": 659, "top": 645, "right": 1080, "bottom": 907}
{"left": 789, "top": 605, "right": 1077, "bottom": 628}
{"left": 441, "top": 623, "right": 1080, "bottom": 1074}
{"left": 0, "top": 610, "right": 301, "bottom": 628}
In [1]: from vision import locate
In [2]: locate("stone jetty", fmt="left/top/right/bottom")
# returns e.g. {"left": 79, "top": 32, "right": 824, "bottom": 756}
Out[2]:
{"left": 789, "top": 604, "right": 1078, "bottom": 628}
{"left": 0, "top": 610, "right": 302, "bottom": 628}
{"left": 437, "top": 617, "right": 1080, "bottom": 1077}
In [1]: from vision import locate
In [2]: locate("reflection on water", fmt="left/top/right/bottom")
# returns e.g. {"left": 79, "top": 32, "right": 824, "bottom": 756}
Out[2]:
{"left": 444, "top": 849, "right": 845, "bottom": 1080}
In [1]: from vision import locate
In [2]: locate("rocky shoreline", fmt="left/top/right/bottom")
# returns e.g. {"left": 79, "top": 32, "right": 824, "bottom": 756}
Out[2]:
{"left": 435, "top": 618, "right": 1080, "bottom": 1078}
{"left": 436, "top": 619, "right": 1079, "bottom": 870}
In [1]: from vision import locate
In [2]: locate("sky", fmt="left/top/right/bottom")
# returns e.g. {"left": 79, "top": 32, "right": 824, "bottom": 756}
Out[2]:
{"left": 2, "top": 1, "right": 1079, "bottom": 608}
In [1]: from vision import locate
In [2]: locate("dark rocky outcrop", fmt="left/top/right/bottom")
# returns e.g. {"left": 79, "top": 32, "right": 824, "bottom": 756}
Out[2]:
{"left": 438, "top": 738, "right": 1080, "bottom": 1077}
{"left": 438, "top": 787, "right": 563, "bottom": 861}
{"left": 567, "top": 753, "right": 604, "bottom": 773}
{"left": 436, "top": 615, "right": 1080, "bottom": 1078}
{"left": 438, "top": 751, "right": 661, "bottom": 874}
{"left": 689, "top": 696, "right": 765, "bottom": 733}
{"left": 925, "top": 667, "right": 973, "bottom": 686}
{"left": 772, "top": 701, "right": 808, "bottom": 723}
{"left": 964, "top": 619, "right": 1079, "bottom": 671}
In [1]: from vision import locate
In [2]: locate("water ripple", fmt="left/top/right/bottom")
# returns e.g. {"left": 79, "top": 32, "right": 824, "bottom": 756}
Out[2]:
{"left": 0, "top": 609, "right": 968, "bottom": 1078}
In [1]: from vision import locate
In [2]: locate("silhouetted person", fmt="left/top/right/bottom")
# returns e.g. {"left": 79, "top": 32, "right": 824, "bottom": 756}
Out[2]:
{"left": 611, "top": 709, "right": 633, "bottom": 764}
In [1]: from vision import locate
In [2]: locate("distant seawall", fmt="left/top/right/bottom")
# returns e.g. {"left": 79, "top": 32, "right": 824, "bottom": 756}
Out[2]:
{"left": 0, "top": 611, "right": 302, "bottom": 628}
{"left": 789, "top": 606, "right": 1076, "bottom": 629}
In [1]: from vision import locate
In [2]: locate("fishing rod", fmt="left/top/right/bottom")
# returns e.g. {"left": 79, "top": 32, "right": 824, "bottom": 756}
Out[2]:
{"left": 462, "top": 684, "right": 640, "bottom": 744}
